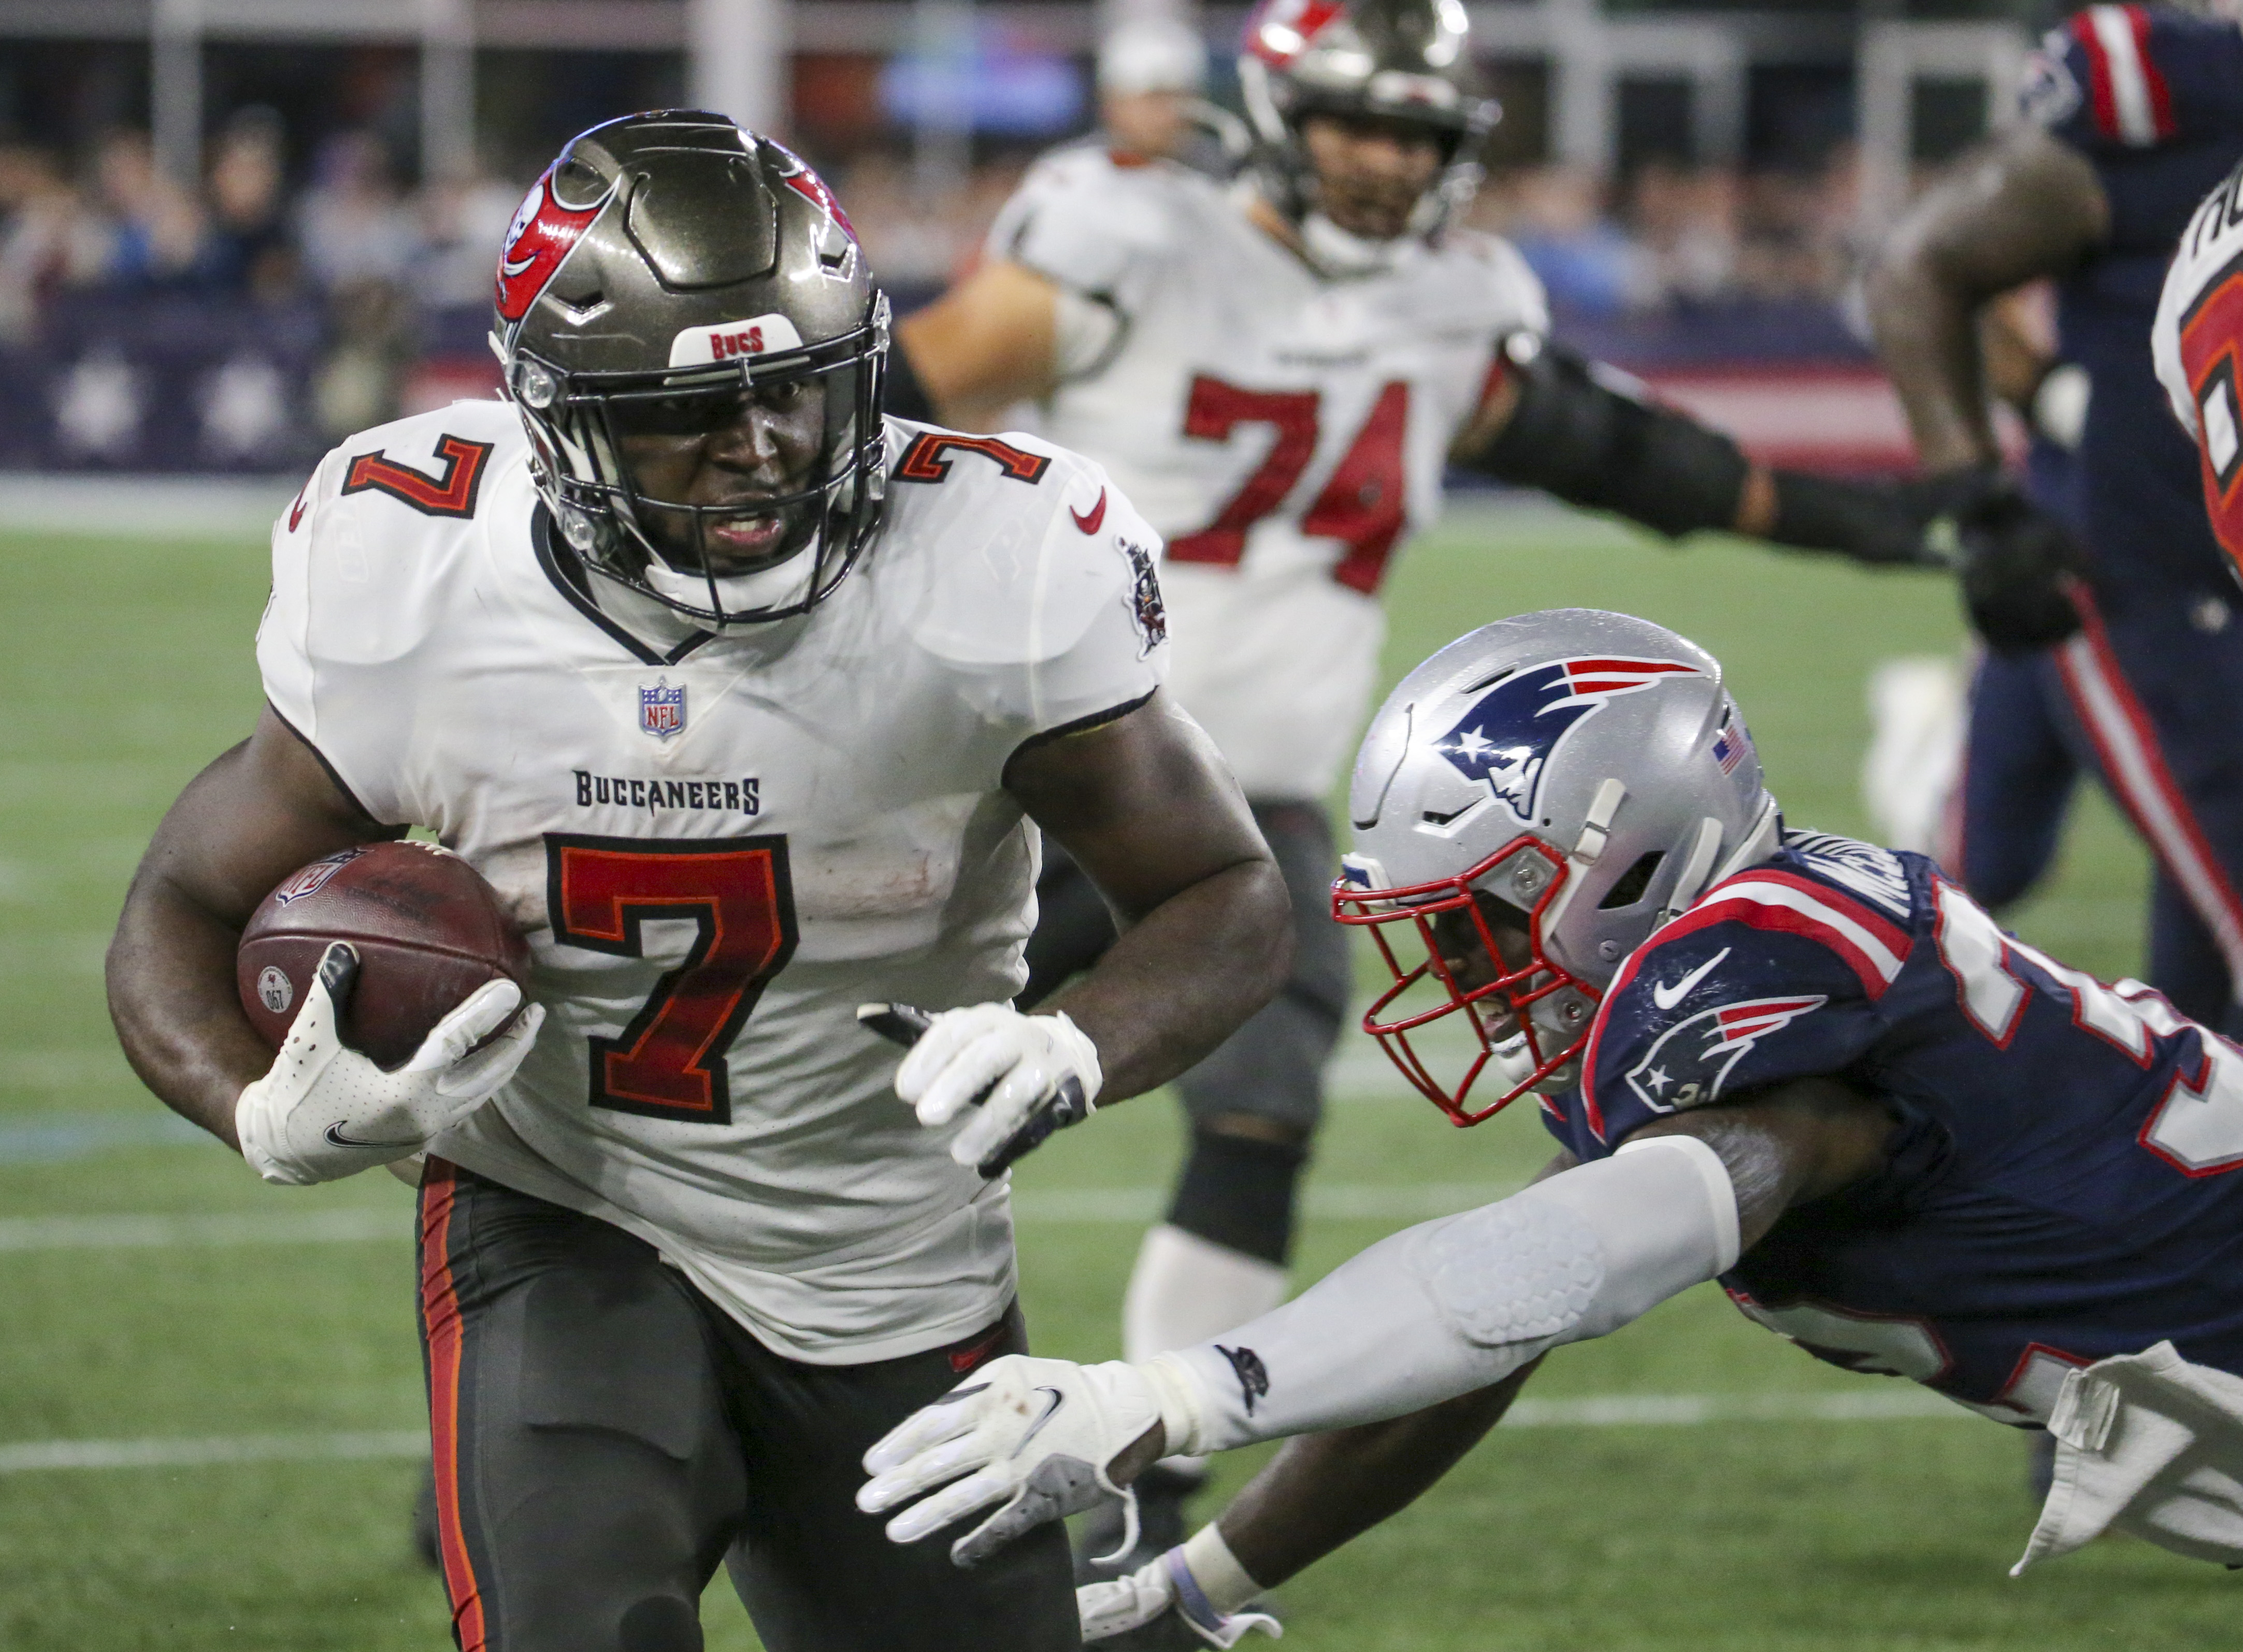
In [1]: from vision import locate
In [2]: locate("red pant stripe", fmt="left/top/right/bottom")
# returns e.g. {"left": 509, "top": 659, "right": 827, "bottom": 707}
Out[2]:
{"left": 418, "top": 1160, "right": 488, "bottom": 1652}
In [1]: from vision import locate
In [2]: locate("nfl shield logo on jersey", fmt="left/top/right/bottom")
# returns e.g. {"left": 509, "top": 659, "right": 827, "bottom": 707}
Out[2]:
{"left": 640, "top": 679, "right": 686, "bottom": 740}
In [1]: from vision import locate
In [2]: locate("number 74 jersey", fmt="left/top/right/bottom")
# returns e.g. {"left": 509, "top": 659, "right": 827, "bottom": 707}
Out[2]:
{"left": 990, "top": 148, "right": 1548, "bottom": 799}
{"left": 1542, "top": 830, "right": 2243, "bottom": 1425}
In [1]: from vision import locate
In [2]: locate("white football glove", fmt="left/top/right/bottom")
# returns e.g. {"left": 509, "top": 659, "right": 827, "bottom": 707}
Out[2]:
{"left": 235, "top": 941, "right": 543, "bottom": 1185}
{"left": 1080, "top": 1544, "right": 1281, "bottom": 1648}
{"left": 856, "top": 1352, "right": 1202, "bottom": 1567}
{"left": 890, "top": 1002, "right": 1102, "bottom": 1176}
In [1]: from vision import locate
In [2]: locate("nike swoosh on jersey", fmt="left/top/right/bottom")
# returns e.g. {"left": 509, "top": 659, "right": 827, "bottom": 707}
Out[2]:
{"left": 1070, "top": 489, "right": 1107, "bottom": 535}
{"left": 1651, "top": 946, "right": 1732, "bottom": 1011}
{"left": 324, "top": 1121, "right": 420, "bottom": 1151}
{"left": 288, "top": 489, "right": 308, "bottom": 532}
{"left": 1012, "top": 1386, "right": 1066, "bottom": 1458}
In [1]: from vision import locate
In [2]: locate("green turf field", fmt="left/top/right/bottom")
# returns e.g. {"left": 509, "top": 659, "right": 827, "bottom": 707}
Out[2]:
{"left": 6, "top": 499, "right": 2225, "bottom": 1650}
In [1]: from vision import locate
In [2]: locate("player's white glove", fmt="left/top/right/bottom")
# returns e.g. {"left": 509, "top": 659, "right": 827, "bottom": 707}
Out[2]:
{"left": 235, "top": 941, "right": 543, "bottom": 1186}
{"left": 1080, "top": 1543, "right": 1281, "bottom": 1648}
{"left": 889, "top": 1002, "right": 1102, "bottom": 1176}
{"left": 856, "top": 1352, "right": 1204, "bottom": 1567}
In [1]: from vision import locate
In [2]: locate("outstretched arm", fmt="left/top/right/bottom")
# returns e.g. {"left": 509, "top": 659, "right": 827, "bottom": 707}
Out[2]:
{"left": 890, "top": 262, "right": 1062, "bottom": 430}
{"left": 858, "top": 1078, "right": 1892, "bottom": 1581}
{"left": 1450, "top": 338, "right": 1937, "bottom": 568}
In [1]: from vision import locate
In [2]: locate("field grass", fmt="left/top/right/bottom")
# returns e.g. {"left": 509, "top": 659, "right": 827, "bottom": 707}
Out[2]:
{"left": 4, "top": 498, "right": 2223, "bottom": 1651}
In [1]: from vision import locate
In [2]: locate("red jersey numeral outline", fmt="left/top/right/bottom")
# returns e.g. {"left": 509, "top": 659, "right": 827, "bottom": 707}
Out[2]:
{"left": 341, "top": 435, "right": 495, "bottom": 519}
{"left": 2179, "top": 257, "right": 2243, "bottom": 573}
{"left": 894, "top": 431, "right": 1051, "bottom": 485}
{"left": 545, "top": 834, "right": 799, "bottom": 1126}
{"left": 1167, "top": 375, "right": 1414, "bottom": 593}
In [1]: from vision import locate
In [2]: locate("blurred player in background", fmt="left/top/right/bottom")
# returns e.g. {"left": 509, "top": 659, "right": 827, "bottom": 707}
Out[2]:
{"left": 857, "top": 609, "right": 2243, "bottom": 1646}
{"left": 1870, "top": 1, "right": 2243, "bottom": 1034}
{"left": 883, "top": 0, "right": 1943, "bottom": 1566}
{"left": 105, "top": 112, "right": 1290, "bottom": 1652}
{"left": 1091, "top": 14, "right": 1244, "bottom": 173}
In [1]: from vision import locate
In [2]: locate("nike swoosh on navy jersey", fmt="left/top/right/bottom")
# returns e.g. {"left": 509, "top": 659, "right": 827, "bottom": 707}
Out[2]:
{"left": 1651, "top": 946, "right": 1731, "bottom": 1011}
{"left": 1070, "top": 489, "right": 1107, "bottom": 535}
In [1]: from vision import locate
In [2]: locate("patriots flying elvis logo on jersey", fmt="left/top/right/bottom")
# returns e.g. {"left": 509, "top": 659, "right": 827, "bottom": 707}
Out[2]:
{"left": 1624, "top": 993, "right": 1827, "bottom": 1112}
{"left": 1435, "top": 657, "right": 1700, "bottom": 821}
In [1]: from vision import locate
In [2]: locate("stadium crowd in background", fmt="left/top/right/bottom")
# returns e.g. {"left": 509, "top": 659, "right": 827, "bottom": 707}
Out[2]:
{"left": 0, "top": 98, "right": 1908, "bottom": 456}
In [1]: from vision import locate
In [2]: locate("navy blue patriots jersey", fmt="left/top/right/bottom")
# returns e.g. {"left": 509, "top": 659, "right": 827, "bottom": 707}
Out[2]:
{"left": 1541, "top": 830, "right": 2243, "bottom": 1425}
{"left": 2028, "top": 5, "right": 2243, "bottom": 586}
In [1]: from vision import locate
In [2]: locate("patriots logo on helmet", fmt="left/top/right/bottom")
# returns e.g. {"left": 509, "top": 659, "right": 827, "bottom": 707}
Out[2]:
{"left": 1434, "top": 657, "right": 1701, "bottom": 822}
{"left": 495, "top": 168, "right": 613, "bottom": 325}
{"left": 1625, "top": 993, "right": 1827, "bottom": 1113}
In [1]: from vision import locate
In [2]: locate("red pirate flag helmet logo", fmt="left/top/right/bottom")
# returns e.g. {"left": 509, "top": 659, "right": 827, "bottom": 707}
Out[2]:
{"left": 495, "top": 167, "right": 613, "bottom": 324}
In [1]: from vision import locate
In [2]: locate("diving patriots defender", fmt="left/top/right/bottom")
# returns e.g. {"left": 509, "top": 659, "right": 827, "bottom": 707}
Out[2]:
{"left": 856, "top": 610, "right": 2243, "bottom": 1646}
{"left": 1872, "top": 2, "right": 2243, "bottom": 1031}
{"left": 105, "top": 113, "right": 1289, "bottom": 1652}
{"left": 884, "top": 0, "right": 1942, "bottom": 1549}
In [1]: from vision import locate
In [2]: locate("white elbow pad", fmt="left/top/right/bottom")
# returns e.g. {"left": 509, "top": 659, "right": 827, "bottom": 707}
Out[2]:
{"left": 1167, "top": 1136, "right": 1740, "bottom": 1452}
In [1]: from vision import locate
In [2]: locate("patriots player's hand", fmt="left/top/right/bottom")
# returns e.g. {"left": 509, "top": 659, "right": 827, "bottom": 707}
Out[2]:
{"left": 1917, "top": 465, "right": 2086, "bottom": 654}
{"left": 884, "top": 1001, "right": 1102, "bottom": 1176}
{"left": 1081, "top": 1548, "right": 1283, "bottom": 1647}
{"left": 1763, "top": 469, "right": 1951, "bottom": 569}
{"left": 857, "top": 1353, "right": 1201, "bottom": 1567}
{"left": 235, "top": 941, "right": 543, "bottom": 1185}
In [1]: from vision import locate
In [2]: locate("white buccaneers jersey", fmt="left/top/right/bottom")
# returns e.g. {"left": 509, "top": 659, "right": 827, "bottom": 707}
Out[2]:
{"left": 257, "top": 399, "right": 1167, "bottom": 1363}
{"left": 2155, "top": 164, "right": 2243, "bottom": 566}
{"left": 987, "top": 146, "right": 1548, "bottom": 799}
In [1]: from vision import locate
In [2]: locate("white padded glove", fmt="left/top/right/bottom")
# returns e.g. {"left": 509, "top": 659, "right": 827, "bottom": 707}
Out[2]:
{"left": 857, "top": 1352, "right": 1201, "bottom": 1567}
{"left": 1080, "top": 1539, "right": 1281, "bottom": 1648}
{"left": 235, "top": 941, "right": 543, "bottom": 1185}
{"left": 892, "top": 1002, "right": 1102, "bottom": 1176}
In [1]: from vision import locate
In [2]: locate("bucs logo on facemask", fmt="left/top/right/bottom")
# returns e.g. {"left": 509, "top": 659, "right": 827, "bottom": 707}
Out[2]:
{"left": 495, "top": 168, "right": 613, "bottom": 324}
{"left": 1433, "top": 657, "right": 1700, "bottom": 823}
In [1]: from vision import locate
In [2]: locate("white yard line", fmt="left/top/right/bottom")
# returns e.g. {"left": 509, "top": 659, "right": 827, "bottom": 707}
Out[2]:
{"left": 0, "top": 1186, "right": 1526, "bottom": 1252}
{"left": 0, "top": 1393, "right": 1967, "bottom": 1474}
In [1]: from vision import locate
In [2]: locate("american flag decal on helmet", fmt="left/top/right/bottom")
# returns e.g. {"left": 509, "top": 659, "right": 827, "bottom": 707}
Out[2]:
{"left": 1713, "top": 724, "right": 1748, "bottom": 775}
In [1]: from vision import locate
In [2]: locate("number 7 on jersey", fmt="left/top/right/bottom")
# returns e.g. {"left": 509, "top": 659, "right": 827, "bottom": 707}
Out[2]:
{"left": 546, "top": 836, "right": 799, "bottom": 1126}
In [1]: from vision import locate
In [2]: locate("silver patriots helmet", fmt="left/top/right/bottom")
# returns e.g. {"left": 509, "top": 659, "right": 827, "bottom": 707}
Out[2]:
{"left": 1335, "top": 610, "right": 1782, "bottom": 1124}
{"left": 492, "top": 111, "right": 886, "bottom": 627}
{"left": 1238, "top": 0, "right": 1499, "bottom": 239}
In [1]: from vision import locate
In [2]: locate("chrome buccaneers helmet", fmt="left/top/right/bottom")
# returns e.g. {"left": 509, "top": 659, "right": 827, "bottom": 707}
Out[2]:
{"left": 1335, "top": 610, "right": 1782, "bottom": 1124}
{"left": 1239, "top": 0, "right": 1500, "bottom": 244}
{"left": 492, "top": 112, "right": 887, "bottom": 626}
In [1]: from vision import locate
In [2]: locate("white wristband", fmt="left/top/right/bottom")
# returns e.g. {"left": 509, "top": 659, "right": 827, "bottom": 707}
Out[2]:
{"left": 1182, "top": 1524, "right": 1266, "bottom": 1616}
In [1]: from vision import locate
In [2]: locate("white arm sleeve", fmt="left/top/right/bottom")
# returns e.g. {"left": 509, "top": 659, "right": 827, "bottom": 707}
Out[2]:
{"left": 1156, "top": 1136, "right": 1740, "bottom": 1454}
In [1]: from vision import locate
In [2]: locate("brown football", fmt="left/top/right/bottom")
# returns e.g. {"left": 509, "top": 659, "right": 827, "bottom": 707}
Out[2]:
{"left": 237, "top": 841, "right": 531, "bottom": 1069}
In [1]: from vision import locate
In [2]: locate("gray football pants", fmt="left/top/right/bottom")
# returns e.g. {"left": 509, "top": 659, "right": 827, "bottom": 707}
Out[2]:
{"left": 415, "top": 1158, "right": 1079, "bottom": 1652}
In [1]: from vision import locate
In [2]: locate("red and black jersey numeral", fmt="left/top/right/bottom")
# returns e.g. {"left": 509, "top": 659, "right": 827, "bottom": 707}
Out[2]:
{"left": 546, "top": 834, "right": 799, "bottom": 1126}
{"left": 2180, "top": 257, "right": 2243, "bottom": 574}
{"left": 894, "top": 431, "right": 1051, "bottom": 485}
{"left": 341, "top": 435, "right": 495, "bottom": 519}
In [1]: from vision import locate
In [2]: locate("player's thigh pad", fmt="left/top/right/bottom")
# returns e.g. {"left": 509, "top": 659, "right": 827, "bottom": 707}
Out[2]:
{"left": 714, "top": 1305, "right": 1080, "bottom": 1652}
{"left": 1176, "top": 802, "right": 1348, "bottom": 1133}
{"left": 420, "top": 1163, "right": 745, "bottom": 1652}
